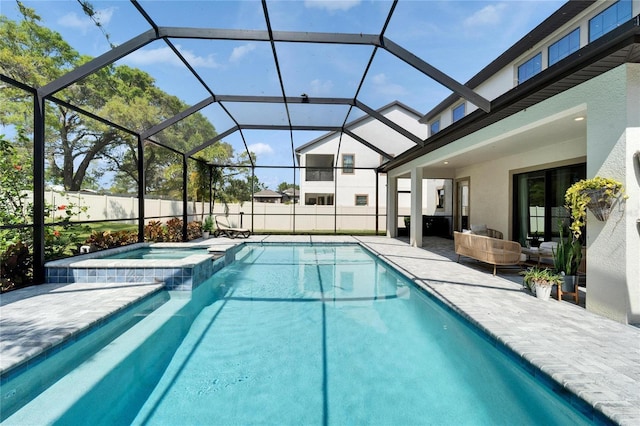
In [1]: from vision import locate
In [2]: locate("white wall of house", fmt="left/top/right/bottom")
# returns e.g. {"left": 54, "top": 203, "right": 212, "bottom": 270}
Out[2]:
{"left": 582, "top": 63, "right": 640, "bottom": 324}
{"left": 298, "top": 103, "right": 433, "bottom": 209}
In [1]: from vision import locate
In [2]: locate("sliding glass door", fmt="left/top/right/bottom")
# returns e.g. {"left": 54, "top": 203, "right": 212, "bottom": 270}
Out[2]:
{"left": 513, "top": 164, "right": 585, "bottom": 245}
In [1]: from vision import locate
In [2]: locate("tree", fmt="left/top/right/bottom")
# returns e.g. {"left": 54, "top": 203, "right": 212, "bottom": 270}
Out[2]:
{"left": 1, "top": 7, "right": 227, "bottom": 197}
{"left": 1, "top": 6, "right": 125, "bottom": 191}
{"left": 277, "top": 182, "right": 300, "bottom": 192}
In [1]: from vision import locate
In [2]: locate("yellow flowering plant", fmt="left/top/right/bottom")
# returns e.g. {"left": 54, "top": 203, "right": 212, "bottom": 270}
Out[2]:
{"left": 564, "top": 177, "right": 626, "bottom": 239}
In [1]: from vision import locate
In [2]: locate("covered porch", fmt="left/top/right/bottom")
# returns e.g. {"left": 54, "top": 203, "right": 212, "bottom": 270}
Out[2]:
{"left": 384, "top": 63, "right": 640, "bottom": 325}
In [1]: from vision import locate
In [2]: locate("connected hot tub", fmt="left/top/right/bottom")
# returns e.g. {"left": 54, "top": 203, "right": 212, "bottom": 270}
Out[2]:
{"left": 44, "top": 243, "right": 237, "bottom": 290}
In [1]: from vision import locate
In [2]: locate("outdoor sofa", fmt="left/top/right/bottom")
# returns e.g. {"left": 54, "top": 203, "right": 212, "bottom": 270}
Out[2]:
{"left": 453, "top": 228, "right": 524, "bottom": 275}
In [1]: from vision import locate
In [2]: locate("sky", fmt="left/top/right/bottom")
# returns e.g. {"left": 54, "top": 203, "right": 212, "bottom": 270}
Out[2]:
{"left": 1, "top": 0, "right": 566, "bottom": 190}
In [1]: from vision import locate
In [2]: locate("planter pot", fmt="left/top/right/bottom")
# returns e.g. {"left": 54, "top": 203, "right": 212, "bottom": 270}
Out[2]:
{"left": 534, "top": 283, "right": 552, "bottom": 300}
{"left": 562, "top": 275, "right": 578, "bottom": 292}
{"left": 202, "top": 231, "right": 210, "bottom": 239}
{"left": 584, "top": 188, "right": 613, "bottom": 221}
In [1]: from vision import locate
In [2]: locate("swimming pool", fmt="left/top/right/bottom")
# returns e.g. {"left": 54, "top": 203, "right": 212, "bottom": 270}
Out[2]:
{"left": 3, "top": 244, "right": 591, "bottom": 424}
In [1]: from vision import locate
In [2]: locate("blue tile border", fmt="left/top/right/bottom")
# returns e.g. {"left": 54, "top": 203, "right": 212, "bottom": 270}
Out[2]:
{"left": 45, "top": 251, "right": 229, "bottom": 292}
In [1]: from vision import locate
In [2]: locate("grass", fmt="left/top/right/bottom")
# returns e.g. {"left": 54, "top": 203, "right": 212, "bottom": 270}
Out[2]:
{"left": 74, "top": 222, "right": 138, "bottom": 242}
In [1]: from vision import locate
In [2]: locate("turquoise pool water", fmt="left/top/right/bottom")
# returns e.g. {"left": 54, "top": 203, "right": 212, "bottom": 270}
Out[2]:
{"left": 101, "top": 247, "right": 208, "bottom": 260}
{"left": 3, "top": 244, "right": 592, "bottom": 425}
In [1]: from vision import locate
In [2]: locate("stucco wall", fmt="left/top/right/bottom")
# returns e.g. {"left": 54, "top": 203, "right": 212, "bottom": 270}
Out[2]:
{"left": 583, "top": 64, "right": 640, "bottom": 324}
{"left": 456, "top": 138, "right": 585, "bottom": 238}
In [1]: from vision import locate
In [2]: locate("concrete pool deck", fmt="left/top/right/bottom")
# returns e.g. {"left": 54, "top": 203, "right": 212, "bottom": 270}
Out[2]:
{"left": 1, "top": 235, "right": 638, "bottom": 424}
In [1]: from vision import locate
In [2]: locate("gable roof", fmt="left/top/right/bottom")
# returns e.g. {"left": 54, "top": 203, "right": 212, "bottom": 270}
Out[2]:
{"left": 295, "top": 101, "right": 423, "bottom": 155}
{"left": 253, "top": 189, "right": 282, "bottom": 198}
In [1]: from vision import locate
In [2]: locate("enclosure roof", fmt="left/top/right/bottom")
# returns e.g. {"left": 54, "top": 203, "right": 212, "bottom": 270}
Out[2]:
{"left": 2, "top": 0, "right": 505, "bottom": 172}
{"left": 7, "top": 0, "right": 612, "bottom": 183}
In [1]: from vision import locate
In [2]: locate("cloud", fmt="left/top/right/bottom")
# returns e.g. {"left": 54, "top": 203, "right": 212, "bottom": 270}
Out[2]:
{"left": 126, "top": 44, "right": 219, "bottom": 68}
{"left": 304, "top": 0, "right": 360, "bottom": 12}
{"left": 370, "top": 73, "right": 407, "bottom": 96}
{"left": 463, "top": 3, "right": 507, "bottom": 28}
{"left": 57, "top": 8, "right": 114, "bottom": 33}
{"left": 230, "top": 44, "right": 256, "bottom": 63}
{"left": 309, "top": 79, "right": 334, "bottom": 95}
{"left": 248, "top": 142, "right": 274, "bottom": 156}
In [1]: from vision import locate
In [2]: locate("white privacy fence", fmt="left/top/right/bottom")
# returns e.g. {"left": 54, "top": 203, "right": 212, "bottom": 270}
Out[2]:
{"left": 43, "top": 191, "right": 407, "bottom": 232}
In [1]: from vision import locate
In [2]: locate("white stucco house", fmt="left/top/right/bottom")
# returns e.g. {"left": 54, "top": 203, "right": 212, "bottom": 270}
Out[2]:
{"left": 295, "top": 101, "right": 453, "bottom": 234}
{"left": 381, "top": 0, "right": 639, "bottom": 324}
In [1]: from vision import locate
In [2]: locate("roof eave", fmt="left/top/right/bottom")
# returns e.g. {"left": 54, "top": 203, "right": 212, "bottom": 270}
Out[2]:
{"left": 419, "top": 1, "right": 595, "bottom": 124}
{"left": 382, "top": 21, "right": 640, "bottom": 173}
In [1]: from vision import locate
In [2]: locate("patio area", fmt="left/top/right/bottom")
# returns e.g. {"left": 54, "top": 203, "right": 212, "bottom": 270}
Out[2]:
{"left": 1, "top": 236, "right": 638, "bottom": 424}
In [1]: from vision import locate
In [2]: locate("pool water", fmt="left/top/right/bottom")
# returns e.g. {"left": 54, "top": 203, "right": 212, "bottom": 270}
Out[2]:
{"left": 4, "top": 244, "right": 591, "bottom": 425}
{"left": 101, "top": 247, "right": 208, "bottom": 260}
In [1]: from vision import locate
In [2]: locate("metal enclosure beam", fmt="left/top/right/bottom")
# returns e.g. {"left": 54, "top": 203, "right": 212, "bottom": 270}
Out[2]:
{"left": 158, "top": 27, "right": 381, "bottom": 46}
{"left": 355, "top": 101, "right": 424, "bottom": 145}
{"left": 241, "top": 124, "right": 343, "bottom": 131}
{"left": 382, "top": 37, "right": 491, "bottom": 113}
{"left": 343, "top": 129, "right": 393, "bottom": 159}
{"left": 215, "top": 95, "right": 355, "bottom": 105}
{"left": 182, "top": 155, "right": 188, "bottom": 241}
{"left": 136, "top": 135, "right": 145, "bottom": 242}
{"left": 32, "top": 95, "right": 46, "bottom": 284}
{"left": 186, "top": 126, "right": 239, "bottom": 157}
{"left": 141, "top": 96, "right": 215, "bottom": 140}
{"left": 38, "top": 30, "right": 158, "bottom": 97}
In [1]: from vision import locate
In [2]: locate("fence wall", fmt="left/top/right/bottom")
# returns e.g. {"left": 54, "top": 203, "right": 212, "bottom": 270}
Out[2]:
{"left": 43, "top": 192, "right": 443, "bottom": 232}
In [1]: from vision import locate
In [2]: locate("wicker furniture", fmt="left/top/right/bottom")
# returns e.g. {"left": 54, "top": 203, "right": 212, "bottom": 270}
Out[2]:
{"left": 454, "top": 231, "right": 523, "bottom": 275}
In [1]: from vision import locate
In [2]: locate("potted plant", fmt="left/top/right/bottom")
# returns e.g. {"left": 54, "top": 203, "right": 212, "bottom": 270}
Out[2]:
{"left": 520, "top": 266, "right": 563, "bottom": 301}
{"left": 565, "top": 177, "right": 626, "bottom": 239}
{"left": 202, "top": 215, "right": 214, "bottom": 239}
{"left": 553, "top": 226, "right": 582, "bottom": 293}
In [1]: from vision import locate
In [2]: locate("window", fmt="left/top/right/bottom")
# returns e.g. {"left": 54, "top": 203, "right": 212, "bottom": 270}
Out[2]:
{"left": 305, "top": 194, "right": 334, "bottom": 206}
{"left": 436, "top": 188, "right": 445, "bottom": 208}
{"left": 513, "top": 164, "right": 586, "bottom": 245}
{"left": 548, "top": 28, "right": 580, "bottom": 66}
{"left": 589, "top": 0, "right": 632, "bottom": 42}
{"left": 305, "top": 154, "right": 334, "bottom": 181}
{"left": 342, "top": 154, "right": 354, "bottom": 174}
{"left": 355, "top": 194, "right": 368, "bottom": 206}
{"left": 452, "top": 104, "right": 465, "bottom": 123}
{"left": 517, "top": 53, "right": 542, "bottom": 84}
{"left": 430, "top": 120, "right": 440, "bottom": 135}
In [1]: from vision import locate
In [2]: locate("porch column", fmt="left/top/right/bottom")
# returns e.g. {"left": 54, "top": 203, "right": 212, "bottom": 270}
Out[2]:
{"left": 386, "top": 175, "right": 398, "bottom": 237}
{"left": 410, "top": 167, "right": 423, "bottom": 247}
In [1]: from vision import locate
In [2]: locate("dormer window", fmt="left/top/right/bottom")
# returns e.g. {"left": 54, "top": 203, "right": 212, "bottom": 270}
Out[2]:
{"left": 517, "top": 53, "right": 542, "bottom": 84}
{"left": 452, "top": 104, "right": 465, "bottom": 123}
